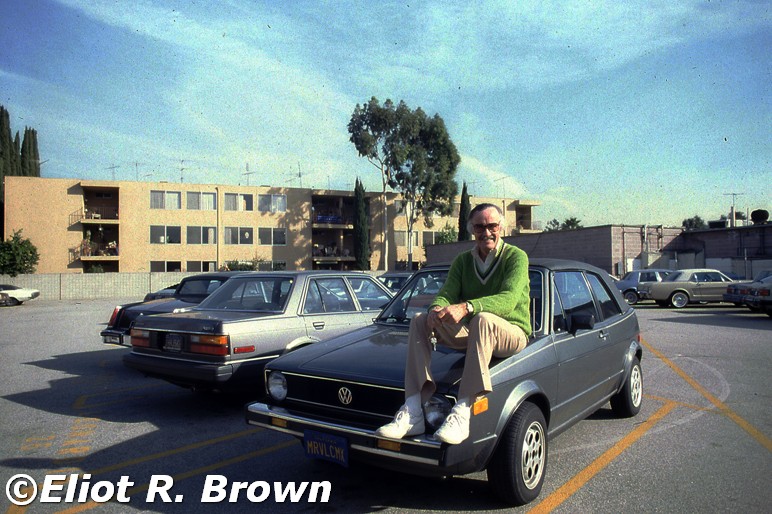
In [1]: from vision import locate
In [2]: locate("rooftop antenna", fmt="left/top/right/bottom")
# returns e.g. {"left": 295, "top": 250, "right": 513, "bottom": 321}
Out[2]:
{"left": 179, "top": 160, "right": 186, "bottom": 183}
{"left": 243, "top": 162, "right": 255, "bottom": 186}
{"left": 105, "top": 164, "right": 120, "bottom": 181}
{"left": 133, "top": 162, "right": 146, "bottom": 181}
{"left": 723, "top": 192, "right": 745, "bottom": 228}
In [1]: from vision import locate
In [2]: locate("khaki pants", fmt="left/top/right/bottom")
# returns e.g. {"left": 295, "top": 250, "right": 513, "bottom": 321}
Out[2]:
{"left": 405, "top": 312, "right": 528, "bottom": 403}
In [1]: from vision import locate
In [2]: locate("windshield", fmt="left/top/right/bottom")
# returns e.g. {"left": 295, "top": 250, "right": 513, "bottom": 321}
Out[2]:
{"left": 196, "top": 276, "right": 293, "bottom": 312}
{"left": 376, "top": 268, "right": 543, "bottom": 334}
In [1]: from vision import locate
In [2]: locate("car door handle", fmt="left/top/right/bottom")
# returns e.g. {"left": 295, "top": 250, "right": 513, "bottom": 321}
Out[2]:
{"left": 312, "top": 321, "right": 326, "bottom": 330}
{"left": 599, "top": 330, "right": 609, "bottom": 340}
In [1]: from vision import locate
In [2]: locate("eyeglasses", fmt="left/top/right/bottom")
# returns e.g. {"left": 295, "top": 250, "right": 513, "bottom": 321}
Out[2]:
{"left": 473, "top": 223, "right": 501, "bottom": 233}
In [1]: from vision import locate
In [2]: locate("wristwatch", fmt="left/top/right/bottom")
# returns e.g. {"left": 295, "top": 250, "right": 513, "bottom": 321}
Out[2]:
{"left": 465, "top": 301, "right": 474, "bottom": 315}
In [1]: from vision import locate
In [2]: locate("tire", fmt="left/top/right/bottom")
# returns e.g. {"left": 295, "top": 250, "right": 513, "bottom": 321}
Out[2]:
{"left": 669, "top": 291, "right": 689, "bottom": 308}
{"left": 623, "top": 290, "right": 639, "bottom": 305}
{"left": 8, "top": 297, "right": 20, "bottom": 306}
{"left": 610, "top": 357, "right": 643, "bottom": 417}
{"left": 487, "top": 402, "right": 547, "bottom": 506}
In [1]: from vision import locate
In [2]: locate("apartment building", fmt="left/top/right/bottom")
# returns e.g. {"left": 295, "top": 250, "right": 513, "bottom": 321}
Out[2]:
{"left": 3, "top": 176, "right": 540, "bottom": 273}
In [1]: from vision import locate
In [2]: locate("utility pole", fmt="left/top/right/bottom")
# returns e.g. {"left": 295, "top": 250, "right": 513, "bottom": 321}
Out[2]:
{"left": 723, "top": 192, "right": 744, "bottom": 228}
{"left": 133, "top": 162, "right": 146, "bottom": 181}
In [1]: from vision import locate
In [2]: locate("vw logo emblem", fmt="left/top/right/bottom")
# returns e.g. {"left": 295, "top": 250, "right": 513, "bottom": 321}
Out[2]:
{"left": 338, "top": 387, "right": 353, "bottom": 405}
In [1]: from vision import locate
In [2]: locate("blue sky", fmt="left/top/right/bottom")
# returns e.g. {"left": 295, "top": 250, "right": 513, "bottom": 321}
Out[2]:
{"left": 1, "top": 0, "right": 769, "bottom": 227}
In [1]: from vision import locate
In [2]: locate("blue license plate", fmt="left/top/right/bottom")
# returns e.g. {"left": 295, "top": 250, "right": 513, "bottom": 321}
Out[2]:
{"left": 303, "top": 430, "right": 348, "bottom": 467}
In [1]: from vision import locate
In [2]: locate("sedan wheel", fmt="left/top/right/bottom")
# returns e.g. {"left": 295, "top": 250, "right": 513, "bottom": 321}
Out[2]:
{"left": 487, "top": 402, "right": 547, "bottom": 506}
{"left": 610, "top": 357, "right": 643, "bottom": 417}
{"left": 623, "top": 290, "right": 639, "bottom": 305}
{"left": 670, "top": 291, "right": 689, "bottom": 308}
{"left": 8, "top": 297, "right": 20, "bottom": 306}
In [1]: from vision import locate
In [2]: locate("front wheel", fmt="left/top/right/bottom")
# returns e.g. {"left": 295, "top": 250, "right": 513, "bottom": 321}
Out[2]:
{"left": 623, "top": 290, "right": 639, "bottom": 305}
{"left": 487, "top": 402, "right": 547, "bottom": 506}
{"left": 610, "top": 357, "right": 643, "bottom": 417}
{"left": 670, "top": 291, "right": 689, "bottom": 308}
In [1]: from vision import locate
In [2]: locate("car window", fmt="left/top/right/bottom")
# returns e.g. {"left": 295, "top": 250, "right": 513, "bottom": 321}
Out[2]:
{"left": 529, "top": 270, "right": 543, "bottom": 333}
{"left": 378, "top": 270, "right": 448, "bottom": 322}
{"left": 554, "top": 271, "right": 599, "bottom": 323}
{"left": 199, "top": 276, "right": 293, "bottom": 311}
{"left": 178, "top": 278, "right": 224, "bottom": 295}
{"left": 316, "top": 278, "right": 356, "bottom": 313}
{"left": 664, "top": 272, "right": 684, "bottom": 282}
{"left": 586, "top": 273, "right": 622, "bottom": 320}
{"left": 639, "top": 272, "right": 656, "bottom": 282}
{"left": 348, "top": 277, "right": 391, "bottom": 311}
{"left": 303, "top": 281, "right": 325, "bottom": 314}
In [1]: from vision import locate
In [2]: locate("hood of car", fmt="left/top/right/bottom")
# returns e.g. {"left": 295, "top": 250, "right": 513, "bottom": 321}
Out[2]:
{"left": 267, "top": 323, "right": 466, "bottom": 391}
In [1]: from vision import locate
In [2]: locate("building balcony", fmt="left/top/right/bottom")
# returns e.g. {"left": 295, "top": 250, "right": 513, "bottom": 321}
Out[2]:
{"left": 69, "top": 207, "right": 120, "bottom": 226}
{"left": 69, "top": 242, "right": 120, "bottom": 264}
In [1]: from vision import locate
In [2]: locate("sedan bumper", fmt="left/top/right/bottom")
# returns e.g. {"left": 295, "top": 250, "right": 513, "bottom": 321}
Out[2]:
{"left": 101, "top": 328, "right": 129, "bottom": 346}
{"left": 245, "top": 401, "right": 486, "bottom": 476}
{"left": 123, "top": 352, "right": 235, "bottom": 385}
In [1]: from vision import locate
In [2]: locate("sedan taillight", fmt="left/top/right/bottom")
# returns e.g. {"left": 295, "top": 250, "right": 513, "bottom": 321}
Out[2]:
{"left": 107, "top": 306, "right": 121, "bottom": 327}
{"left": 130, "top": 329, "right": 151, "bottom": 347}
{"left": 189, "top": 334, "right": 229, "bottom": 356}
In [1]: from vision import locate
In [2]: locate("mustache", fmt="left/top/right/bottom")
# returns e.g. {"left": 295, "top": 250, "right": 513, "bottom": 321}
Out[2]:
{"left": 477, "top": 235, "right": 496, "bottom": 242}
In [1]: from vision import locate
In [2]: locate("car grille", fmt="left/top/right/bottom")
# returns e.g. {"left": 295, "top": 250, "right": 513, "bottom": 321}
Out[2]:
{"left": 283, "top": 373, "right": 405, "bottom": 428}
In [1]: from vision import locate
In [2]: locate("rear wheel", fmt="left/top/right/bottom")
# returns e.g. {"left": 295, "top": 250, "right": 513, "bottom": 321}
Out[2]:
{"left": 610, "top": 357, "right": 643, "bottom": 417}
{"left": 8, "top": 297, "right": 20, "bottom": 306}
{"left": 670, "top": 291, "right": 689, "bottom": 308}
{"left": 487, "top": 402, "right": 547, "bottom": 506}
{"left": 623, "top": 290, "right": 639, "bottom": 305}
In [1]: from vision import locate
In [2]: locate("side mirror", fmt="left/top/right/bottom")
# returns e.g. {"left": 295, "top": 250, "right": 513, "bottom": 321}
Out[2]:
{"left": 569, "top": 313, "right": 596, "bottom": 334}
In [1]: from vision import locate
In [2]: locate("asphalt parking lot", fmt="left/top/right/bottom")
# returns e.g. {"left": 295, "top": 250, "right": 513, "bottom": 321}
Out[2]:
{"left": 1, "top": 299, "right": 770, "bottom": 513}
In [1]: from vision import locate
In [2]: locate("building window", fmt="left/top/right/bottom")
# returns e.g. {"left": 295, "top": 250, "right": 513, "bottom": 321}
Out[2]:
{"left": 187, "top": 261, "right": 217, "bottom": 272}
{"left": 258, "top": 227, "right": 287, "bottom": 246}
{"left": 187, "top": 192, "right": 217, "bottom": 210}
{"left": 150, "top": 225, "right": 181, "bottom": 244}
{"left": 150, "top": 190, "right": 181, "bottom": 209}
{"left": 224, "top": 226, "right": 252, "bottom": 245}
{"left": 224, "top": 193, "right": 253, "bottom": 211}
{"left": 150, "top": 261, "right": 182, "bottom": 272}
{"left": 423, "top": 231, "right": 436, "bottom": 247}
{"left": 187, "top": 226, "right": 216, "bottom": 244}
{"left": 258, "top": 194, "right": 287, "bottom": 213}
{"left": 257, "top": 260, "right": 287, "bottom": 271}
{"left": 395, "top": 230, "right": 418, "bottom": 247}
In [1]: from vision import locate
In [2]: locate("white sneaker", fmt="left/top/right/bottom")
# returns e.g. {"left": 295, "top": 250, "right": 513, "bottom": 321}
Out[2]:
{"left": 375, "top": 405, "right": 425, "bottom": 439}
{"left": 434, "top": 404, "right": 470, "bottom": 444}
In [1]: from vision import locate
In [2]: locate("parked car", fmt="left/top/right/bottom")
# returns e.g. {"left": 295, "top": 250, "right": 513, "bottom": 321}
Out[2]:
{"left": 742, "top": 276, "right": 772, "bottom": 316}
{"left": 123, "top": 271, "right": 393, "bottom": 391}
{"left": 101, "top": 272, "right": 242, "bottom": 347}
{"left": 144, "top": 284, "right": 180, "bottom": 302}
{"left": 0, "top": 284, "right": 40, "bottom": 305}
{"left": 722, "top": 271, "right": 772, "bottom": 307}
{"left": 639, "top": 268, "right": 736, "bottom": 308}
{"left": 615, "top": 268, "right": 673, "bottom": 305}
{"left": 245, "top": 259, "right": 642, "bottom": 506}
{"left": 378, "top": 271, "right": 414, "bottom": 293}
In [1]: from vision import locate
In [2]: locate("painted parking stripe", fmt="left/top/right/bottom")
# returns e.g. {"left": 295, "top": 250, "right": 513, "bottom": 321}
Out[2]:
{"left": 528, "top": 401, "right": 677, "bottom": 514}
{"left": 54, "top": 439, "right": 298, "bottom": 514}
{"left": 641, "top": 338, "right": 772, "bottom": 452}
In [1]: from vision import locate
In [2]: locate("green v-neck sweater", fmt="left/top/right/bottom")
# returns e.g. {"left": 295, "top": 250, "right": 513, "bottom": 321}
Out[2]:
{"left": 430, "top": 242, "right": 532, "bottom": 335}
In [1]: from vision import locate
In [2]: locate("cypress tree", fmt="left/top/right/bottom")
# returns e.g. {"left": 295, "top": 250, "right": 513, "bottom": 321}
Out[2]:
{"left": 458, "top": 181, "right": 471, "bottom": 241}
{"left": 353, "top": 178, "right": 371, "bottom": 270}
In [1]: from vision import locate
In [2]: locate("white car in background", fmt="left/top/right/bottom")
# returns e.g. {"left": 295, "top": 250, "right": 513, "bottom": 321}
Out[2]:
{"left": 0, "top": 284, "right": 41, "bottom": 305}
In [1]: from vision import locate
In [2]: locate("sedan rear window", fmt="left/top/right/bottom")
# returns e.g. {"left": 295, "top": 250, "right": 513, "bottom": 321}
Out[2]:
{"left": 199, "top": 276, "right": 293, "bottom": 311}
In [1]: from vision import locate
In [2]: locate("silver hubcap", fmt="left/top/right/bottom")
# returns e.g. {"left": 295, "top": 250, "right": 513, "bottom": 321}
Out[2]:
{"left": 521, "top": 421, "right": 545, "bottom": 489}
{"left": 630, "top": 365, "right": 642, "bottom": 407}
{"left": 672, "top": 293, "right": 688, "bottom": 308}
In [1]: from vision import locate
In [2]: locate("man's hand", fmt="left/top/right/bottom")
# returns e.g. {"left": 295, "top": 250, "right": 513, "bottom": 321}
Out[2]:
{"left": 427, "top": 303, "right": 469, "bottom": 330}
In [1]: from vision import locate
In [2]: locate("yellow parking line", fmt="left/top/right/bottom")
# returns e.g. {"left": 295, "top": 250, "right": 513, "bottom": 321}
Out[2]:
{"left": 54, "top": 439, "right": 298, "bottom": 514}
{"left": 641, "top": 338, "right": 772, "bottom": 452}
{"left": 528, "top": 401, "right": 677, "bottom": 514}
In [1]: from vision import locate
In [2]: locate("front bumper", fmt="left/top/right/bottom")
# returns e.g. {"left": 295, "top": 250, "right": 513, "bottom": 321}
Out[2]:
{"left": 245, "top": 401, "right": 489, "bottom": 476}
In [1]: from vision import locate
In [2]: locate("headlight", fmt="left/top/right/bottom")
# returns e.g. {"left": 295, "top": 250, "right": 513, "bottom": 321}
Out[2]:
{"left": 267, "top": 371, "right": 288, "bottom": 402}
{"left": 423, "top": 394, "right": 452, "bottom": 431}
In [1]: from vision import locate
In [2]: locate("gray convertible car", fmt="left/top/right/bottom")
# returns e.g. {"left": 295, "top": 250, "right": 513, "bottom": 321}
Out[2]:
{"left": 245, "top": 259, "right": 642, "bottom": 505}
